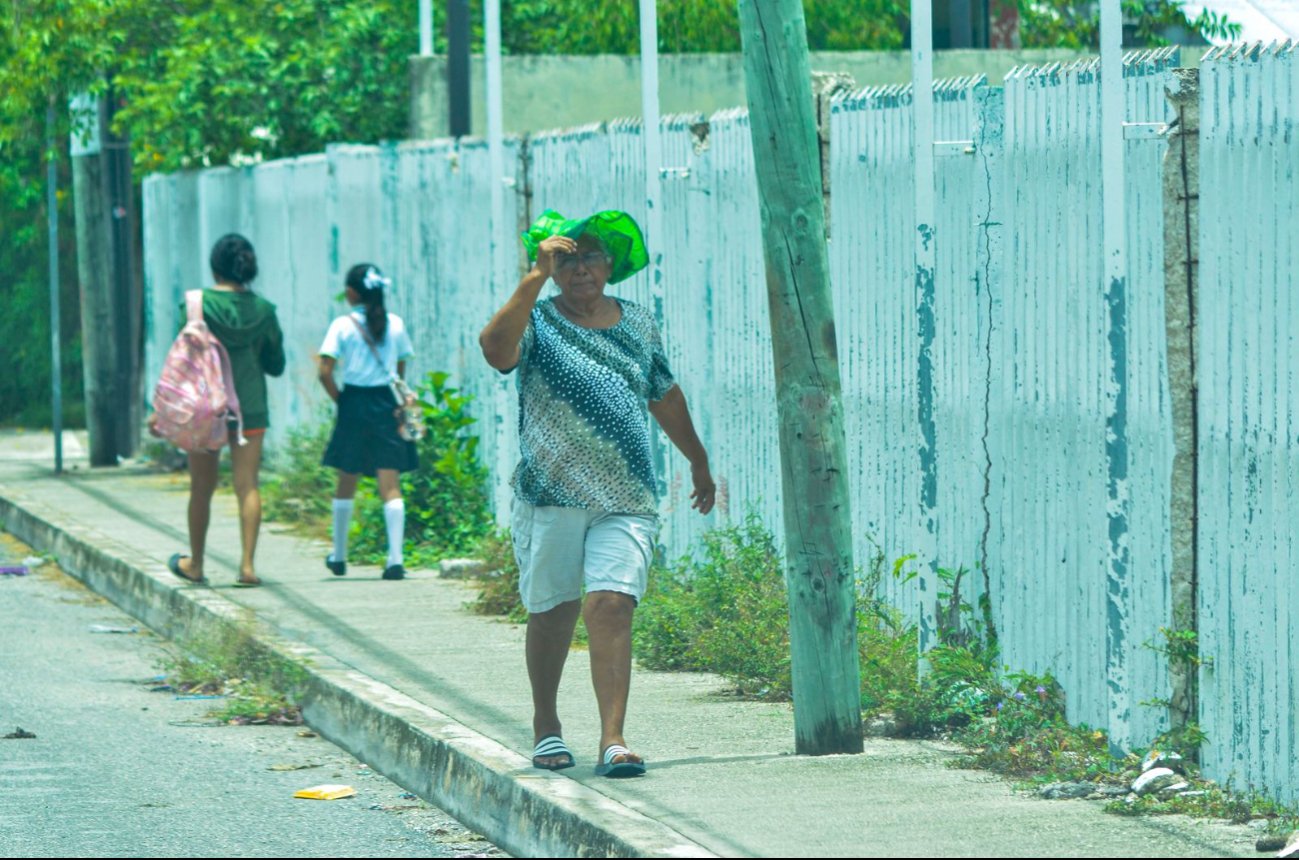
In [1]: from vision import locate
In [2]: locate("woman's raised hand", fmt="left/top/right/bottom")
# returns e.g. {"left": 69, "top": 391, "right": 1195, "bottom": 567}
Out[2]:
{"left": 533, "top": 235, "right": 577, "bottom": 279}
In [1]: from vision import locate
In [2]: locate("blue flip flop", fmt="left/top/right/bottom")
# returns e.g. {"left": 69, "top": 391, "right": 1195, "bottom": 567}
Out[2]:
{"left": 168, "top": 553, "right": 206, "bottom": 585}
{"left": 531, "top": 735, "right": 575, "bottom": 771}
{"left": 594, "top": 744, "right": 646, "bottom": 778}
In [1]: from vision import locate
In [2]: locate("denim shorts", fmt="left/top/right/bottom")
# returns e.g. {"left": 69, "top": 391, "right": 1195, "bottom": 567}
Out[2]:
{"left": 511, "top": 498, "right": 659, "bottom": 614}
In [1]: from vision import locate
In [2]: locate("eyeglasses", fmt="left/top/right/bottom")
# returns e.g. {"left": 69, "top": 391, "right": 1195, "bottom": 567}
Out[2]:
{"left": 556, "top": 251, "right": 610, "bottom": 271}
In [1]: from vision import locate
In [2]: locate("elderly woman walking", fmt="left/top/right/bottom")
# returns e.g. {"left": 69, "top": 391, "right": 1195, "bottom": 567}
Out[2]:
{"left": 479, "top": 210, "right": 714, "bottom": 778}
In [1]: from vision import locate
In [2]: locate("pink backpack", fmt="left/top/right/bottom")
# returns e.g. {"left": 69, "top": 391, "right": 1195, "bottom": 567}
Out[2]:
{"left": 151, "top": 290, "right": 245, "bottom": 452}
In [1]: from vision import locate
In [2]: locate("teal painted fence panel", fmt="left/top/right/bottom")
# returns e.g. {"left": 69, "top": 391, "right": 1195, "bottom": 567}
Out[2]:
{"left": 1197, "top": 41, "right": 1298, "bottom": 804}
{"left": 993, "top": 50, "right": 1176, "bottom": 736}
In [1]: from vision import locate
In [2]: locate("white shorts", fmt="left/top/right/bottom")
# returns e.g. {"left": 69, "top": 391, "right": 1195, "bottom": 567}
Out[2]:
{"left": 511, "top": 498, "right": 659, "bottom": 614}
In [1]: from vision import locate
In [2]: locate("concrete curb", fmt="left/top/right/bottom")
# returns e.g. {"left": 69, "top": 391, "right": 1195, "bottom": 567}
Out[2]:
{"left": 0, "top": 487, "right": 717, "bottom": 859}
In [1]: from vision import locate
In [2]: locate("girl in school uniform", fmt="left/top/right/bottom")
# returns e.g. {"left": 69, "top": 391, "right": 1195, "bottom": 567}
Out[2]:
{"left": 317, "top": 263, "right": 418, "bottom": 580}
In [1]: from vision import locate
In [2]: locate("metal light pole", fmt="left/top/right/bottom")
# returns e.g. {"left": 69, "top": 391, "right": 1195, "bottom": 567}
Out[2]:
{"left": 47, "top": 101, "right": 63, "bottom": 475}
{"left": 639, "top": 0, "right": 664, "bottom": 320}
{"left": 485, "top": 0, "right": 505, "bottom": 289}
{"left": 419, "top": 0, "right": 433, "bottom": 56}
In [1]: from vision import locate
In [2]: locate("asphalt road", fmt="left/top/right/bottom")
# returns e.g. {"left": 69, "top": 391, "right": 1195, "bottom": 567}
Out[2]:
{"left": 0, "top": 532, "right": 507, "bottom": 859}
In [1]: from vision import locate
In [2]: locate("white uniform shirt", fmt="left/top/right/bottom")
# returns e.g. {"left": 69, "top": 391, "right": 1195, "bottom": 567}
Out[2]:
{"left": 319, "top": 310, "right": 414, "bottom": 388}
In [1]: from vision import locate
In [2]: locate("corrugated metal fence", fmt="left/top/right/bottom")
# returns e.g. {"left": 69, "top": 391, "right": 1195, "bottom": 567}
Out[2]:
{"left": 990, "top": 52, "right": 1178, "bottom": 749}
{"left": 141, "top": 44, "right": 1297, "bottom": 802}
{"left": 1197, "top": 41, "right": 1298, "bottom": 803}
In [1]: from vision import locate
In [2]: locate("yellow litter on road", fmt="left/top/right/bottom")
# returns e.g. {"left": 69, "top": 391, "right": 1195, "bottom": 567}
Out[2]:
{"left": 293, "top": 784, "right": 356, "bottom": 800}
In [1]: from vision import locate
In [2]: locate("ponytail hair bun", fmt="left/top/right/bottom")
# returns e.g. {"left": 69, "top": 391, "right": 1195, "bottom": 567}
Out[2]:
{"left": 344, "top": 262, "right": 390, "bottom": 343}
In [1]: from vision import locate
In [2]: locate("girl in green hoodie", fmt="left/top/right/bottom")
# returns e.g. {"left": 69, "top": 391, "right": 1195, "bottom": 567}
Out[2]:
{"left": 168, "top": 234, "right": 285, "bottom": 587}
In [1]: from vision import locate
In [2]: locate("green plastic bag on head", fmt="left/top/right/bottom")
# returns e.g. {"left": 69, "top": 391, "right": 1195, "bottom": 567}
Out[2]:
{"left": 521, "top": 209, "right": 649, "bottom": 285}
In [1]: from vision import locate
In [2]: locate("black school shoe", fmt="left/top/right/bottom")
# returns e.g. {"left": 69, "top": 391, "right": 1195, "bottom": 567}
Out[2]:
{"left": 325, "top": 555, "right": 347, "bottom": 577}
{"left": 382, "top": 564, "right": 406, "bottom": 581}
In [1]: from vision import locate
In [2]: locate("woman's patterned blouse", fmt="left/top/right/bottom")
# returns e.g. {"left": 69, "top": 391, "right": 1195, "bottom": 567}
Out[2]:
{"left": 507, "top": 297, "right": 676, "bottom": 514}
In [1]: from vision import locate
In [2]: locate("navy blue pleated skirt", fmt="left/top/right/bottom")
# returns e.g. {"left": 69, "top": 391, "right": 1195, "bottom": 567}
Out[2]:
{"left": 322, "top": 385, "right": 419, "bottom": 477}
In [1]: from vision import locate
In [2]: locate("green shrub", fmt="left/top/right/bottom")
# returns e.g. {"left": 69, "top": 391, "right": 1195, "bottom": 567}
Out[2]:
{"left": 634, "top": 515, "right": 937, "bottom": 709}
{"left": 634, "top": 513, "right": 791, "bottom": 696}
{"left": 263, "top": 417, "right": 337, "bottom": 535}
{"left": 856, "top": 549, "right": 924, "bottom": 722}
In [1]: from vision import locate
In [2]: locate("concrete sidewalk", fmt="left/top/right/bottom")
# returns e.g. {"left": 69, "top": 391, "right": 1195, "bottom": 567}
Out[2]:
{"left": 0, "top": 456, "right": 1261, "bottom": 858}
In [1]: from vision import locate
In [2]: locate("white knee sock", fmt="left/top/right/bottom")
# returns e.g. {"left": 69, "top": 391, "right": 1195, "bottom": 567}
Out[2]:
{"left": 383, "top": 499, "right": 405, "bottom": 567}
{"left": 331, "top": 498, "right": 353, "bottom": 563}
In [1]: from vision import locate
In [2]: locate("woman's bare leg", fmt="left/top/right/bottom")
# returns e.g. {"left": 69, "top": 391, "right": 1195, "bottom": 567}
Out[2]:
{"left": 230, "top": 434, "right": 264, "bottom": 583}
{"left": 182, "top": 450, "right": 220, "bottom": 580}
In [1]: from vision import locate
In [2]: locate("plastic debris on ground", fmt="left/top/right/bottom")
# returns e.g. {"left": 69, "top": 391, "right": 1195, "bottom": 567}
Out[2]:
{"left": 293, "top": 784, "right": 356, "bottom": 800}
{"left": 89, "top": 624, "right": 140, "bottom": 634}
{"left": 22, "top": 556, "right": 46, "bottom": 568}
{"left": 0, "top": 566, "right": 28, "bottom": 576}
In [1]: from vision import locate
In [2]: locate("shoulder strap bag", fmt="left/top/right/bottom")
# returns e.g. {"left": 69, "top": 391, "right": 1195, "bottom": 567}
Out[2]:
{"left": 349, "top": 316, "right": 425, "bottom": 442}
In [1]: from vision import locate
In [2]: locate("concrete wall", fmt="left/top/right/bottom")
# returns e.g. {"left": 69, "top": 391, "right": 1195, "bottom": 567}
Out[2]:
{"left": 409, "top": 49, "right": 1104, "bottom": 139}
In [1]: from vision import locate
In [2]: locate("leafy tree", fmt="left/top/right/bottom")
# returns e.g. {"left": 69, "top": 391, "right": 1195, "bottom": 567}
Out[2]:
{"left": 490, "top": 0, "right": 906, "bottom": 54}
{"left": 2, "top": 0, "right": 1242, "bottom": 181}
{"left": 113, "top": 0, "right": 417, "bottom": 172}
{"left": 2, "top": 0, "right": 416, "bottom": 173}
{"left": 0, "top": 0, "right": 418, "bottom": 423}
{"left": 0, "top": 2, "right": 101, "bottom": 426}
{"left": 1016, "top": 0, "right": 1242, "bottom": 49}
{"left": 0, "top": 139, "right": 83, "bottom": 427}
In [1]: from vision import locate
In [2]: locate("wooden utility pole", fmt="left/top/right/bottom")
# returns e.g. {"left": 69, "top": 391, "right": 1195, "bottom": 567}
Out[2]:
{"left": 71, "top": 89, "right": 141, "bottom": 466}
{"left": 737, "top": 0, "right": 863, "bottom": 755}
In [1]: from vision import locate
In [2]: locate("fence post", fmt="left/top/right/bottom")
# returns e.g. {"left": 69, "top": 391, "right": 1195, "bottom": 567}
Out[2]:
{"left": 813, "top": 72, "right": 854, "bottom": 239}
{"left": 71, "top": 89, "right": 141, "bottom": 465}
{"left": 1162, "top": 67, "right": 1200, "bottom": 737}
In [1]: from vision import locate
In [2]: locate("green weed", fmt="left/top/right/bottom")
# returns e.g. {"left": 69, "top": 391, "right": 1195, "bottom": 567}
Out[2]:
{"left": 156, "top": 622, "right": 308, "bottom": 726}
{"left": 262, "top": 417, "right": 337, "bottom": 536}
{"left": 633, "top": 513, "right": 790, "bottom": 696}
{"left": 467, "top": 528, "right": 527, "bottom": 623}
{"left": 632, "top": 515, "right": 923, "bottom": 707}
{"left": 1108, "top": 785, "right": 1299, "bottom": 831}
